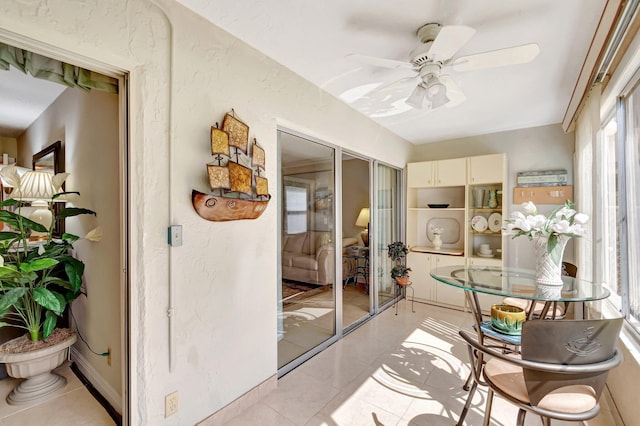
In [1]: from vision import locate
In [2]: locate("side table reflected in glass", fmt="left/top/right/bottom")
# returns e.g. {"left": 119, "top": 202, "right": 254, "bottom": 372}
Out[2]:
{"left": 343, "top": 246, "right": 369, "bottom": 293}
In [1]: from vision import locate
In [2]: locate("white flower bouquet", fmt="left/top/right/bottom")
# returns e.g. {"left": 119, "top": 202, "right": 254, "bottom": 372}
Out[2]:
{"left": 505, "top": 200, "right": 588, "bottom": 264}
{"left": 429, "top": 225, "right": 443, "bottom": 235}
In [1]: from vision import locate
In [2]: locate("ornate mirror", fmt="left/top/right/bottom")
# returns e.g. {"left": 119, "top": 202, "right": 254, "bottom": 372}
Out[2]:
{"left": 33, "top": 141, "right": 64, "bottom": 236}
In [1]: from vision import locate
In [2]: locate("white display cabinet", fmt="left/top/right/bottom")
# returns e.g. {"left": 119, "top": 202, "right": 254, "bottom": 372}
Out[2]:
{"left": 406, "top": 153, "right": 507, "bottom": 311}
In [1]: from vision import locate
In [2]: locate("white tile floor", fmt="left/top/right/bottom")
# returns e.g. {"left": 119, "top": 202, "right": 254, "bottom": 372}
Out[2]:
{"left": 0, "top": 361, "right": 114, "bottom": 425}
{"left": 0, "top": 300, "right": 620, "bottom": 425}
{"left": 229, "top": 301, "right": 621, "bottom": 426}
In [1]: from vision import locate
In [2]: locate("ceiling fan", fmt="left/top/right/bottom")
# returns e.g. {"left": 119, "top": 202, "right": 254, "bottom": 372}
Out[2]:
{"left": 347, "top": 23, "right": 540, "bottom": 113}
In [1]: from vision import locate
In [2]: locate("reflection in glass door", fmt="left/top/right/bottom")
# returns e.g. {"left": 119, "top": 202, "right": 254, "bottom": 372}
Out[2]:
{"left": 278, "top": 130, "right": 336, "bottom": 369}
{"left": 341, "top": 153, "right": 372, "bottom": 330}
{"left": 375, "top": 164, "right": 402, "bottom": 307}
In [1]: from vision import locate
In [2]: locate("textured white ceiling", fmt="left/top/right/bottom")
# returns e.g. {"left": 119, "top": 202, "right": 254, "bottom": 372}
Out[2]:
{"left": 177, "top": 0, "right": 607, "bottom": 144}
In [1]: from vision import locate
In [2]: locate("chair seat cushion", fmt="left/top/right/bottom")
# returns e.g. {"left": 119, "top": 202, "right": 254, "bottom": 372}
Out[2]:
{"left": 484, "top": 358, "right": 598, "bottom": 414}
{"left": 475, "top": 321, "right": 521, "bottom": 346}
{"left": 537, "top": 385, "right": 598, "bottom": 413}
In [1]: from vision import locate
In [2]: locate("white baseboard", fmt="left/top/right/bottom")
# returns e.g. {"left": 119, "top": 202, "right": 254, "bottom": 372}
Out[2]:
{"left": 70, "top": 347, "right": 122, "bottom": 413}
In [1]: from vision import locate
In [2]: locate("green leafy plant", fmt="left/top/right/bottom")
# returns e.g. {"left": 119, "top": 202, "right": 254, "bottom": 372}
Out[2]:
{"left": 0, "top": 168, "right": 99, "bottom": 342}
{"left": 387, "top": 241, "right": 411, "bottom": 279}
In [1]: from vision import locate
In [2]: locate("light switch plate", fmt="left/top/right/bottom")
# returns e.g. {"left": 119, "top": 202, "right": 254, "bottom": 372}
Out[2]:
{"left": 168, "top": 225, "right": 183, "bottom": 247}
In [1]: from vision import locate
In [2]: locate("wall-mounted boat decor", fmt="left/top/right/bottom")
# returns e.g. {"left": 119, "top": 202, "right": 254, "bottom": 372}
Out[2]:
{"left": 192, "top": 109, "right": 271, "bottom": 221}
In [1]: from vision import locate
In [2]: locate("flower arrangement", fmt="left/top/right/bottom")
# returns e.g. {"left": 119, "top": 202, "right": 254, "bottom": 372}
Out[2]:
{"left": 505, "top": 200, "right": 588, "bottom": 264}
{"left": 429, "top": 225, "right": 443, "bottom": 235}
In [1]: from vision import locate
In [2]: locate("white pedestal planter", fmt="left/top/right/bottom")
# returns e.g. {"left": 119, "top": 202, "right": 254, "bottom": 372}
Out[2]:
{"left": 0, "top": 330, "right": 77, "bottom": 405}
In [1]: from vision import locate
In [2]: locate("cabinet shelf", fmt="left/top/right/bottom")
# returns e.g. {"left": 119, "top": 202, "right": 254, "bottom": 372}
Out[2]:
{"left": 408, "top": 207, "right": 465, "bottom": 211}
{"left": 469, "top": 255, "right": 502, "bottom": 261}
{"left": 470, "top": 230, "right": 502, "bottom": 236}
{"left": 469, "top": 207, "right": 502, "bottom": 213}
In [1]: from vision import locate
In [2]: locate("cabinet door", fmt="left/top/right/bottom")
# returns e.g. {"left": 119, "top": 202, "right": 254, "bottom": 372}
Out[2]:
{"left": 468, "top": 154, "right": 504, "bottom": 185}
{"left": 434, "top": 255, "right": 466, "bottom": 307}
{"left": 407, "top": 252, "right": 432, "bottom": 302}
{"left": 436, "top": 158, "right": 467, "bottom": 186}
{"left": 407, "top": 161, "right": 434, "bottom": 187}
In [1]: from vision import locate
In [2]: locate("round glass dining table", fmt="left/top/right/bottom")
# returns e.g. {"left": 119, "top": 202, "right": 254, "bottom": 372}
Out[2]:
{"left": 431, "top": 265, "right": 609, "bottom": 306}
{"left": 430, "top": 264, "right": 610, "bottom": 426}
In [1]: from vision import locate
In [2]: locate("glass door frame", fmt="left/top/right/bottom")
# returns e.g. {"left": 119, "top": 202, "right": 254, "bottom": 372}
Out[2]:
{"left": 277, "top": 127, "right": 405, "bottom": 376}
{"left": 371, "top": 160, "right": 405, "bottom": 314}
{"left": 340, "top": 150, "right": 373, "bottom": 334}
{"left": 277, "top": 127, "right": 341, "bottom": 376}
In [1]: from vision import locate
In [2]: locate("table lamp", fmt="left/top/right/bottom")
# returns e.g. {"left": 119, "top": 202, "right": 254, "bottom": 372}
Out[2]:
{"left": 355, "top": 207, "right": 370, "bottom": 247}
{"left": 13, "top": 171, "right": 66, "bottom": 240}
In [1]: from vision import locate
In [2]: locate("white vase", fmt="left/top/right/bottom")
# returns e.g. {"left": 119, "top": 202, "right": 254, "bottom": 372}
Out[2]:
{"left": 533, "top": 235, "right": 569, "bottom": 286}
{"left": 0, "top": 330, "right": 77, "bottom": 405}
{"left": 432, "top": 234, "right": 442, "bottom": 249}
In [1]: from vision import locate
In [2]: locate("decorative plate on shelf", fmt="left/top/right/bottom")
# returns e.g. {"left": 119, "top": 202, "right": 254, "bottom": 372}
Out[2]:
{"left": 471, "top": 215, "right": 488, "bottom": 232}
{"left": 427, "top": 203, "right": 449, "bottom": 208}
{"left": 488, "top": 212, "right": 502, "bottom": 232}
{"left": 477, "top": 252, "right": 496, "bottom": 258}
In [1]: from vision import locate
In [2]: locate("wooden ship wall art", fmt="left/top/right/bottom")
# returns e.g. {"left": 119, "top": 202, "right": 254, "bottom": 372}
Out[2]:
{"left": 192, "top": 110, "right": 271, "bottom": 221}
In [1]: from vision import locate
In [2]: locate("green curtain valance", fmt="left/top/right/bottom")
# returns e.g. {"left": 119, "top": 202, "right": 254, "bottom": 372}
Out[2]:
{"left": 0, "top": 43, "right": 118, "bottom": 94}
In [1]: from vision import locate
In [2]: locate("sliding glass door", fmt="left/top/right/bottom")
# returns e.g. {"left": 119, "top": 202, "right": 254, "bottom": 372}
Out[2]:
{"left": 277, "top": 129, "right": 403, "bottom": 373}
{"left": 341, "top": 153, "right": 372, "bottom": 330}
{"left": 278, "top": 131, "right": 336, "bottom": 369}
{"left": 375, "top": 163, "right": 402, "bottom": 307}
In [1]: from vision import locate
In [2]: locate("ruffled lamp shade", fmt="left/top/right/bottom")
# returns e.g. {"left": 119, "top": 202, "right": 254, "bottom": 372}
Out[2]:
{"left": 13, "top": 171, "right": 64, "bottom": 239}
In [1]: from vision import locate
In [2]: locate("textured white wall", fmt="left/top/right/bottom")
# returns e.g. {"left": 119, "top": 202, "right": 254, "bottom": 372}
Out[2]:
{"left": 17, "top": 88, "right": 121, "bottom": 402}
{"left": 412, "top": 124, "right": 575, "bottom": 268}
{"left": 0, "top": 0, "right": 412, "bottom": 424}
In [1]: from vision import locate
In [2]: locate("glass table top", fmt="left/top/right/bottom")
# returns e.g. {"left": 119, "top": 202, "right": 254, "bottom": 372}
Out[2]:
{"left": 431, "top": 265, "right": 610, "bottom": 302}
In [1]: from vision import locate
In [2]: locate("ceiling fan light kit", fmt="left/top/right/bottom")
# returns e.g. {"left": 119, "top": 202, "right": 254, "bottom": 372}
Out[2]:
{"left": 348, "top": 22, "right": 540, "bottom": 116}
{"left": 406, "top": 84, "right": 427, "bottom": 108}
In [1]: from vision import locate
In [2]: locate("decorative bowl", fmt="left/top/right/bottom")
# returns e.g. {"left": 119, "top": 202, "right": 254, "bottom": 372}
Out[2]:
{"left": 427, "top": 204, "right": 449, "bottom": 208}
{"left": 490, "top": 304, "right": 526, "bottom": 335}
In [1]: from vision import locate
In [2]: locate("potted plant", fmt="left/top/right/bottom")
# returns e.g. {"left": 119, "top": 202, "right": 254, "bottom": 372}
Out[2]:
{"left": 387, "top": 241, "right": 411, "bottom": 285}
{"left": 0, "top": 166, "right": 100, "bottom": 405}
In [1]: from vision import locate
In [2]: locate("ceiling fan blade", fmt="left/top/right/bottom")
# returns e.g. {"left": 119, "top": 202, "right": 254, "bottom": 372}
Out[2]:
{"left": 429, "top": 25, "right": 476, "bottom": 62}
{"left": 452, "top": 43, "right": 540, "bottom": 72}
{"left": 364, "top": 76, "right": 418, "bottom": 102}
{"left": 440, "top": 75, "right": 466, "bottom": 108}
{"left": 346, "top": 53, "right": 415, "bottom": 70}
{"left": 350, "top": 76, "right": 418, "bottom": 117}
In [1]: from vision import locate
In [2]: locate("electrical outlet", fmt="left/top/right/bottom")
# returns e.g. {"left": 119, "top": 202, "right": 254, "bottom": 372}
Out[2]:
{"left": 107, "top": 347, "right": 111, "bottom": 367}
{"left": 165, "top": 391, "right": 178, "bottom": 417}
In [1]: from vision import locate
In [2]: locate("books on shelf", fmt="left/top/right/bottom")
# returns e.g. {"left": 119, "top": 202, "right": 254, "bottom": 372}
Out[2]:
{"left": 517, "top": 169, "right": 568, "bottom": 187}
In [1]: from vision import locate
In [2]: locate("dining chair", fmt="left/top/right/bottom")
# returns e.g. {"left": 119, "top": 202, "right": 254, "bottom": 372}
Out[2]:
{"left": 502, "top": 261, "right": 577, "bottom": 319}
{"left": 459, "top": 318, "right": 623, "bottom": 426}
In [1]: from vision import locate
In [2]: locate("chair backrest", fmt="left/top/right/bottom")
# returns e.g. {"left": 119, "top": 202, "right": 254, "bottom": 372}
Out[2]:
{"left": 521, "top": 318, "right": 623, "bottom": 405}
{"left": 562, "top": 261, "right": 578, "bottom": 278}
